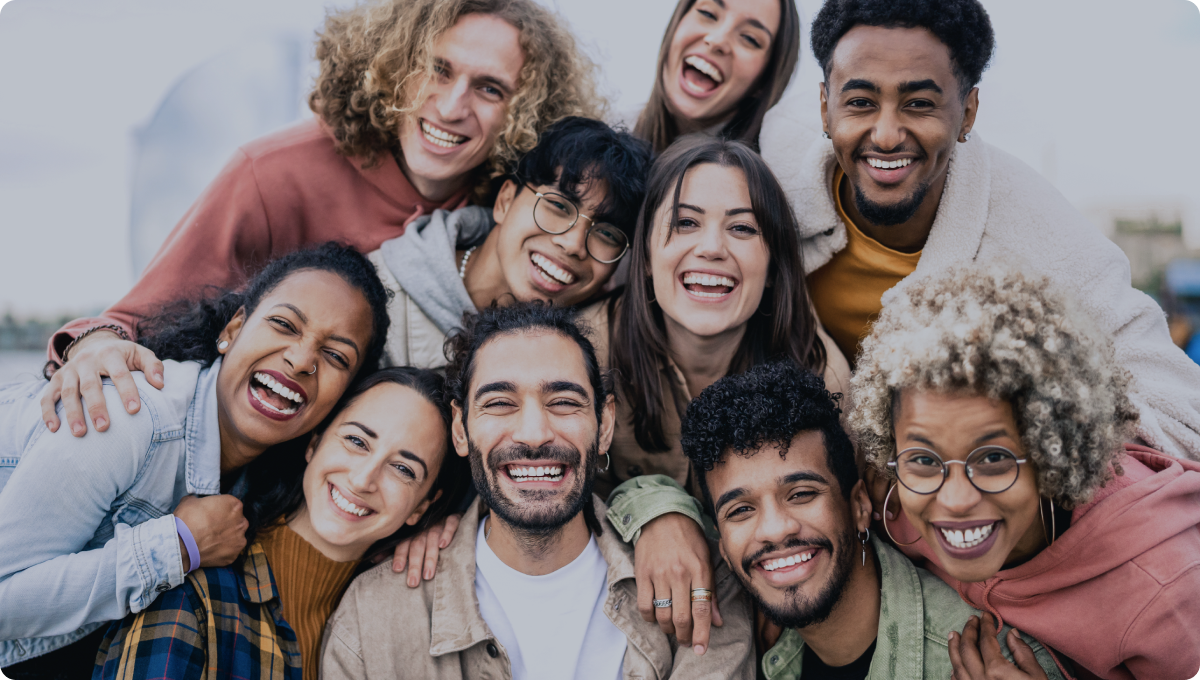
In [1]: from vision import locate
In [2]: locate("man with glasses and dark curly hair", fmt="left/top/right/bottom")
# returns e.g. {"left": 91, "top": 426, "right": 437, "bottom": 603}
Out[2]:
{"left": 676, "top": 360, "right": 1065, "bottom": 679}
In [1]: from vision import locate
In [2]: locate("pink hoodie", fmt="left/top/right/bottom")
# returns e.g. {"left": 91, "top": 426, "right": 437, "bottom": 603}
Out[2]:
{"left": 897, "top": 445, "right": 1200, "bottom": 680}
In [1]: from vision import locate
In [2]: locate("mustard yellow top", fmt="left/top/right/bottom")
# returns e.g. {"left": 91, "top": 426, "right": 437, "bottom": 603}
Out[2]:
{"left": 258, "top": 523, "right": 359, "bottom": 679}
{"left": 807, "top": 167, "right": 923, "bottom": 363}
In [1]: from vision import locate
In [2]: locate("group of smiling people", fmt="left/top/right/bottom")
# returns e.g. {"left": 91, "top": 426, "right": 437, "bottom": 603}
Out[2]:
{"left": 2, "top": 0, "right": 1199, "bottom": 678}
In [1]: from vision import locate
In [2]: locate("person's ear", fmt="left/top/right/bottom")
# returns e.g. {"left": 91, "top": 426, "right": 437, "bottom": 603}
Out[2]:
{"left": 305, "top": 430, "right": 322, "bottom": 464}
{"left": 717, "top": 540, "right": 731, "bottom": 571}
{"left": 451, "top": 402, "right": 470, "bottom": 458}
{"left": 217, "top": 307, "right": 247, "bottom": 352}
{"left": 492, "top": 179, "right": 519, "bottom": 225}
{"left": 599, "top": 394, "right": 616, "bottom": 455}
{"left": 405, "top": 489, "right": 442, "bottom": 526}
{"left": 819, "top": 81, "right": 831, "bottom": 139}
{"left": 850, "top": 479, "right": 872, "bottom": 533}
{"left": 958, "top": 86, "right": 980, "bottom": 143}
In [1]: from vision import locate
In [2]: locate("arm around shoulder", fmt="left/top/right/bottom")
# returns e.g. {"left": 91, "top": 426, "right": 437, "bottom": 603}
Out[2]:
{"left": 606, "top": 474, "right": 708, "bottom": 545}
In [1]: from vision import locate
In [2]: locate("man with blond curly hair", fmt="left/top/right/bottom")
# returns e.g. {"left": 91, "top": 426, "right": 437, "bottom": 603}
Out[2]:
{"left": 43, "top": 0, "right": 602, "bottom": 440}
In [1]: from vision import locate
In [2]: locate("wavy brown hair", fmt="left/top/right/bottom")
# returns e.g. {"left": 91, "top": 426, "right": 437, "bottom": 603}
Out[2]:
{"left": 611, "top": 135, "right": 826, "bottom": 452}
{"left": 634, "top": 0, "right": 801, "bottom": 153}
{"left": 309, "top": 0, "right": 602, "bottom": 195}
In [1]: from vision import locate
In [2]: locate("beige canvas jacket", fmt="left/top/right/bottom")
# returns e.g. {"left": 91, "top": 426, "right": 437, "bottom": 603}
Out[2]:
{"left": 320, "top": 496, "right": 755, "bottom": 680}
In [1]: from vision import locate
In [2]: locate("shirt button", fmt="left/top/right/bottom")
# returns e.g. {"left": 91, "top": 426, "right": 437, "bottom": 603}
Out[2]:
{"left": 770, "top": 655, "right": 779, "bottom": 665}
{"left": 156, "top": 584, "right": 170, "bottom": 593}
{"left": 486, "top": 642, "right": 499, "bottom": 658}
{"left": 622, "top": 514, "right": 632, "bottom": 526}
{"left": 627, "top": 465, "right": 643, "bottom": 477}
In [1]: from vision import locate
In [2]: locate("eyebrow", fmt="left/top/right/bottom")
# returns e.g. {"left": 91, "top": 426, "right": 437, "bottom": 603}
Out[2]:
{"left": 678, "top": 203, "right": 755, "bottom": 218}
{"left": 898, "top": 79, "right": 943, "bottom": 95}
{"left": 345, "top": 421, "right": 377, "bottom": 439}
{"left": 678, "top": 202, "right": 705, "bottom": 214}
{"left": 543, "top": 380, "right": 590, "bottom": 401}
{"left": 841, "top": 78, "right": 880, "bottom": 94}
{"left": 710, "top": 0, "right": 774, "bottom": 39}
{"left": 714, "top": 470, "right": 829, "bottom": 513}
{"left": 715, "top": 486, "right": 748, "bottom": 514}
{"left": 270, "top": 303, "right": 360, "bottom": 355}
{"left": 974, "top": 429, "right": 1010, "bottom": 446}
{"left": 398, "top": 449, "right": 429, "bottom": 478}
{"left": 474, "top": 380, "right": 517, "bottom": 401}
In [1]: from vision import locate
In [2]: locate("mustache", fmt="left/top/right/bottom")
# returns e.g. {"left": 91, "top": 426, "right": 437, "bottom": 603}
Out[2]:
{"left": 853, "top": 144, "right": 926, "bottom": 161}
{"left": 742, "top": 536, "right": 834, "bottom": 575}
{"left": 484, "top": 442, "right": 582, "bottom": 470}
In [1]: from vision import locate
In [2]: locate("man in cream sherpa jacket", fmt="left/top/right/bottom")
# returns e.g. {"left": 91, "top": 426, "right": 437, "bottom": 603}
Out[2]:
{"left": 760, "top": 97, "right": 1200, "bottom": 461}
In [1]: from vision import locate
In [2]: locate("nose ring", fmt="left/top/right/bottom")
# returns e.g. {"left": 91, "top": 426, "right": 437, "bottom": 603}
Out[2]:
{"left": 300, "top": 363, "right": 317, "bottom": 376}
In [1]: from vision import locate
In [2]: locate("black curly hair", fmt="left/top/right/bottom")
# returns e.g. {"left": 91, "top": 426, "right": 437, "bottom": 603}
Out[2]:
{"left": 811, "top": 0, "right": 995, "bottom": 97}
{"left": 681, "top": 360, "right": 858, "bottom": 517}
{"left": 136, "top": 242, "right": 391, "bottom": 375}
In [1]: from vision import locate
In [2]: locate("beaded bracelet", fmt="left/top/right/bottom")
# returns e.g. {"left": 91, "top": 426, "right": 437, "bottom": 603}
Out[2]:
{"left": 61, "top": 324, "right": 131, "bottom": 363}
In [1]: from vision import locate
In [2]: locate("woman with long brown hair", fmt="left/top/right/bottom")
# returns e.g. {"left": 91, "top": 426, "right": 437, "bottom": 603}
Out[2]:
{"left": 579, "top": 135, "right": 848, "bottom": 653}
{"left": 632, "top": 0, "right": 801, "bottom": 153}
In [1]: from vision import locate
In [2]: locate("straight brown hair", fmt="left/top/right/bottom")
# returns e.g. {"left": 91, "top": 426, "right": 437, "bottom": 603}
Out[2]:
{"left": 633, "top": 0, "right": 801, "bottom": 154}
{"left": 610, "top": 135, "right": 825, "bottom": 452}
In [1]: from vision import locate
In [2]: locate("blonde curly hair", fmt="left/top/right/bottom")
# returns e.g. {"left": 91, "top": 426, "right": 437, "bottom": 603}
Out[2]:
{"left": 848, "top": 267, "right": 1138, "bottom": 507}
{"left": 309, "top": 0, "right": 602, "bottom": 196}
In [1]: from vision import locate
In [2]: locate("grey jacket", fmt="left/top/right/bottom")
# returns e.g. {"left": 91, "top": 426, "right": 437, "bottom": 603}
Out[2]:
{"left": 321, "top": 496, "right": 756, "bottom": 679}
{"left": 370, "top": 206, "right": 492, "bottom": 369}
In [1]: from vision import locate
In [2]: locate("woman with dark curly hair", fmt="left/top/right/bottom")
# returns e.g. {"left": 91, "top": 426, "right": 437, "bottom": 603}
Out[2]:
{"left": 43, "top": 0, "right": 601, "bottom": 446}
{"left": 94, "top": 367, "right": 470, "bottom": 679}
{"left": 849, "top": 267, "right": 1200, "bottom": 680}
{"left": 0, "top": 244, "right": 389, "bottom": 678}
{"left": 631, "top": 0, "right": 801, "bottom": 153}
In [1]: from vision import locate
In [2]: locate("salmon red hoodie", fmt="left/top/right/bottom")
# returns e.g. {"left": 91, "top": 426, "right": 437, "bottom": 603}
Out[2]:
{"left": 897, "top": 445, "right": 1200, "bottom": 680}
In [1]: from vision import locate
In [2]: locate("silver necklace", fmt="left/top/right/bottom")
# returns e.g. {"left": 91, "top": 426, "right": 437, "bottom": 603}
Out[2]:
{"left": 458, "top": 246, "right": 478, "bottom": 280}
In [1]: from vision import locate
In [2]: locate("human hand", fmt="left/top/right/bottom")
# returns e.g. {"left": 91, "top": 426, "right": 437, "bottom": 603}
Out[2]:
{"left": 389, "top": 514, "right": 461, "bottom": 587}
{"left": 174, "top": 495, "right": 248, "bottom": 570}
{"left": 41, "top": 331, "right": 165, "bottom": 437}
{"left": 634, "top": 513, "right": 722, "bottom": 655}
{"left": 949, "top": 615, "right": 1050, "bottom": 680}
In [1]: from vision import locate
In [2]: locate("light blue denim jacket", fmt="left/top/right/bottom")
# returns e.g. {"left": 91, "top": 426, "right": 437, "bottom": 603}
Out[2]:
{"left": 0, "top": 359, "right": 222, "bottom": 666}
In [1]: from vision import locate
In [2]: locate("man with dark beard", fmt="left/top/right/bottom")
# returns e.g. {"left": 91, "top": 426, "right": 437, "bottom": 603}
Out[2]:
{"left": 678, "top": 361, "right": 1065, "bottom": 679}
{"left": 321, "top": 302, "right": 754, "bottom": 680}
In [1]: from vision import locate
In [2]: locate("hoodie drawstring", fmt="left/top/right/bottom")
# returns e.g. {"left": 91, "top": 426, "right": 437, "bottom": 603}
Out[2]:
{"left": 972, "top": 579, "right": 1077, "bottom": 680}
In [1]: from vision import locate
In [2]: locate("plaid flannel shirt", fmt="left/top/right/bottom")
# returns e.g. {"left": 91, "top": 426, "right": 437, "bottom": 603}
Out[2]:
{"left": 93, "top": 541, "right": 302, "bottom": 680}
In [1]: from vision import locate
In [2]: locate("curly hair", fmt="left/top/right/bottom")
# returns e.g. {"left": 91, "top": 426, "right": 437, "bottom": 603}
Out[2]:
{"left": 309, "top": 0, "right": 602, "bottom": 195}
{"left": 681, "top": 360, "right": 858, "bottom": 516}
{"left": 810, "top": 0, "right": 995, "bottom": 96}
{"left": 848, "top": 268, "right": 1139, "bottom": 508}
{"left": 136, "top": 242, "right": 391, "bottom": 376}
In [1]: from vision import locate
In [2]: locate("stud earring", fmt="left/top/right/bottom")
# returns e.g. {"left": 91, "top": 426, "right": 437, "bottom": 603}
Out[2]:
{"left": 822, "top": 131, "right": 831, "bottom": 140}
{"left": 962, "top": 132, "right": 973, "bottom": 142}
{"left": 217, "top": 340, "right": 229, "bottom": 352}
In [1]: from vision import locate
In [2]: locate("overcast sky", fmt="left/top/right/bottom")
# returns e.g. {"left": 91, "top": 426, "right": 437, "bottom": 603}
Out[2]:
{"left": 0, "top": 0, "right": 1197, "bottom": 316}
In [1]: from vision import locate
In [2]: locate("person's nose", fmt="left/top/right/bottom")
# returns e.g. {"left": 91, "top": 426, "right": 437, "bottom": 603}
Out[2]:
{"left": 691, "top": 222, "right": 728, "bottom": 260}
{"left": 345, "top": 455, "right": 383, "bottom": 496}
{"left": 755, "top": 499, "right": 803, "bottom": 546}
{"left": 871, "top": 104, "right": 908, "bottom": 153}
{"left": 550, "top": 218, "right": 590, "bottom": 261}
{"left": 510, "top": 399, "right": 555, "bottom": 450}
{"left": 935, "top": 464, "right": 985, "bottom": 515}
{"left": 283, "top": 340, "right": 319, "bottom": 378}
{"left": 703, "top": 20, "right": 733, "bottom": 55}
{"left": 434, "top": 76, "right": 472, "bottom": 122}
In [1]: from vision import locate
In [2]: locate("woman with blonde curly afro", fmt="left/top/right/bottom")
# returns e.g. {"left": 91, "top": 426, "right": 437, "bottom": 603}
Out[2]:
{"left": 849, "top": 267, "right": 1200, "bottom": 680}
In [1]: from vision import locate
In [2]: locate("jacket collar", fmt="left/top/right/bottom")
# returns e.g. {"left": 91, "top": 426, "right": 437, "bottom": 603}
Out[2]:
{"left": 184, "top": 358, "right": 223, "bottom": 496}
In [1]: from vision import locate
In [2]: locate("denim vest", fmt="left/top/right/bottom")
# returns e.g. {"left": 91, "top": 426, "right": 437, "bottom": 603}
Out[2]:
{"left": 0, "top": 359, "right": 222, "bottom": 666}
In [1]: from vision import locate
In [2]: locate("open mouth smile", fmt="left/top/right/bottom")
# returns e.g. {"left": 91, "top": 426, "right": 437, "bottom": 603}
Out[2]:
{"left": 860, "top": 155, "right": 920, "bottom": 186}
{"left": 681, "top": 270, "right": 737, "bottom": 300}
{"left": 329, "top": 483, "right": 374, "bottom": 518}
{"left": 530, "top": 252, "right": 578, "bottom": 293}
{"left": 420, "top": 119, "right": 468, "bottom": 149}
{"left": 680, "top": 54, "right": 724, "bottom": 97}
{"left": 502, "top": 461, "right": 570, "bottom": 487}
{"left": 247, "top": 370, "right": 306, "bottom": 421}
{"left": 760, "top": 548, "right": 817, "bottom": 572}
{"left": 752, "top": 546, "right": 825, "bottom": 586}
{"left": 931, "top": 520, "right": 1001, "bottom": 559}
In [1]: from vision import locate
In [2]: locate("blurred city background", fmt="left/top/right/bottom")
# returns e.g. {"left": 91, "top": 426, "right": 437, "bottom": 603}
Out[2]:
{"left": 1, "top": 0, "right": 1199, "bottom": 384}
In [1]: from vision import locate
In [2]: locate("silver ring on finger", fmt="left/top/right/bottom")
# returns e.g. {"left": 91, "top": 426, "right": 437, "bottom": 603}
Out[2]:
{"left": 653, "top": 598, "right": 673, "bottom": 608}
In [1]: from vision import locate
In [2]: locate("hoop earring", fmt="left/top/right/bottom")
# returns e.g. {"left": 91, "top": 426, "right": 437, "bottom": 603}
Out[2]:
{"left": 598, "top": 451, "right": 610, "bottom": 473}
{"left": 858, "top": 528, "right": 870, "bottom": 566}
{"left": 881, "top": 484, "right": 921, "bottom": 546}
{"left": 1039, "top": 497, "right": 1056, "bottom": 546}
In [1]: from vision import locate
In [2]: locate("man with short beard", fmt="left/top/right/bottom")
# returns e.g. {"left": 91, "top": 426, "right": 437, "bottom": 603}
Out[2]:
{"left": 321, "top": 302, "right": 754, "bottom": 680}
{"left": 759, "top": 0, "right": 1200, "bottom": 460}
{"left": 679, "top": 361, "right": 1065, "bottom": 679}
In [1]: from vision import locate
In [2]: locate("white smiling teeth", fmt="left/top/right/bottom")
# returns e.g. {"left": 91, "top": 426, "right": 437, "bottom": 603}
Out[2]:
{"left": 940, "top": 523, "right": 995, "bottom": 549}
{"left": 330, "top": 485, "right": 371, "bottom": 517}
{"left": 253, "top": 372, "right": 304, "bottom": 404}
{"left": 867, "top": 158, "right": 913, "bottom": 170}
{"left": 684, "top": 55, "right": 724, "bottom": 83}
{"left": 421, "top": 120, "right": 466, "bottom": 148}
{"left": 761, "top": 551, "right": 816, "bottom": 572}
{"left": 682, "top": 272, "right": 736, "bottom": 287}
{"left": 508, "top": 465, "right": 565, "bottom": 482}
{"left": 531, "top": 253, "right": 576, "bottom": 284}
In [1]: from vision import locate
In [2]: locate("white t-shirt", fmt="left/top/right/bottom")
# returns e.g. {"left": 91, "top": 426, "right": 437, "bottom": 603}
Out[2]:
{"left": 474, "top": 518, "right": 627, "bottom": 680}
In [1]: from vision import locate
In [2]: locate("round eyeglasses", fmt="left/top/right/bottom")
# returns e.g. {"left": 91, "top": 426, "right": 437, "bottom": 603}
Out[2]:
{"left": 527, "top": 186, "right": 628, "bottom": 264}
{"left": 886, "top": 446, "right": 1028, "bottom": 495}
